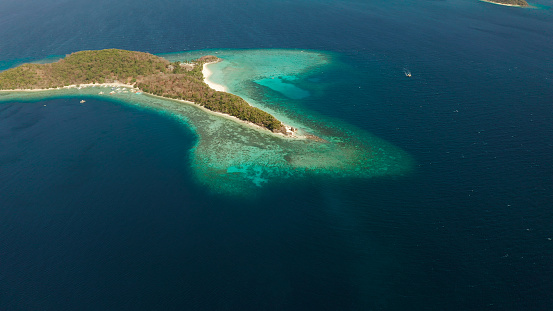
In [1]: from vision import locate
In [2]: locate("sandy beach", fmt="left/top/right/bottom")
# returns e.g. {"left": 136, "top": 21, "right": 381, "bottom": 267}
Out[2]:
{"left": 202, "top": 63, "right": 228, "bottom": 92}
{"left": 146, "top": 92, "right": 306, "bottom": 140}
{"left": 200, "top": 62, "right": 305, "bottom": 139}
{"left": 0, "top": 82, "right": 137, "bottom": 93}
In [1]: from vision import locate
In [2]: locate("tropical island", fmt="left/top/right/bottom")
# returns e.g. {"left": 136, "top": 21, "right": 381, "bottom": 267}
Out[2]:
{"left": 0, "top": 49, "right": 285, "bottom": 133}
{"left": 480, "top": 0, "right": 530, "bottom": 7}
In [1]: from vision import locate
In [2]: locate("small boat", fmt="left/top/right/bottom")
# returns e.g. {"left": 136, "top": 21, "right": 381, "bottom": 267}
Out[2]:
{"left": 98, "top": 91, "right": 104, "bottom": 95}
{"left": 403, "top": 68, "right": 412, "bottom": 77}
{"left": 80, "top": 100, "right": 86, "bottom": 103}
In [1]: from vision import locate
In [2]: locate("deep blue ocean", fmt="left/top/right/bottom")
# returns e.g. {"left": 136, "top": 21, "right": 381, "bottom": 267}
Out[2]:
{"left": 1, "top": 0, "right": 552, "bottom": 309}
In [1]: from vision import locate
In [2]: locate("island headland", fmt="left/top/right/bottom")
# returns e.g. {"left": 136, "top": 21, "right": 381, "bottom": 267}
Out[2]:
{"left": 0, "top": 48, "right": 414, "bottom": 194}
{"left": 0, "top": 49, "right": 286, "bottom": 133}
{"left": 480, "top": 0, "right": 530, "bottom": 7}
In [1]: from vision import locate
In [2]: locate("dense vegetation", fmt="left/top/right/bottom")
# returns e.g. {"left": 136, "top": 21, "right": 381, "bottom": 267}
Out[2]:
{"left": 138, "top": 74, "right": 282, "bottom": 131}
{"left": 0, "top": 49, "right": 169, "bottom": 89}
{"left": 485, "top": 0, "right": 529, "bottom": 6}
{"left": 0, "top": 49, "right": 284, "bottom": 132}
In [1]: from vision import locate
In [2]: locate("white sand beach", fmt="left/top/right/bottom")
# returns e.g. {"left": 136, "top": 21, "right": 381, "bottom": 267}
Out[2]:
{"left": 202, "top": 63, "right": 228, "bottom": 92}
{"left": 0, "top": 82, "right": 137, "bottom": 93}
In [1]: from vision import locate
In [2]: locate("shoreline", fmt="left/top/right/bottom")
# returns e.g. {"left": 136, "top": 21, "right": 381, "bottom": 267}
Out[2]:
{"left": 0, "top": 82, "right": 136, "bottom": 93}
{"left": 202, "top": 62, "right": 228, "bottom": 92}
{"left": 145, "top": 92, "right": 308, "bottom": 140}
{"left": 0, "top": 82, "right": 307, "bottom": 140}
{"left": 201, "top": 60, "right": 304, "bottom": 139}
{"left": 479, "top": 0, "right": 532, "bottom": 8}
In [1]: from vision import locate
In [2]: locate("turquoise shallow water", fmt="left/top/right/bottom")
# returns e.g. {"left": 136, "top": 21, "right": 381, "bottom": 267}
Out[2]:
{"left": 1, "top": 50, "right": 412, "bottom": 195}
{"left": 254, "top": 76, "right": 311, "bottom": 100}
{"left": 166, "top": 50, "right": 413, "bottom": 193}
